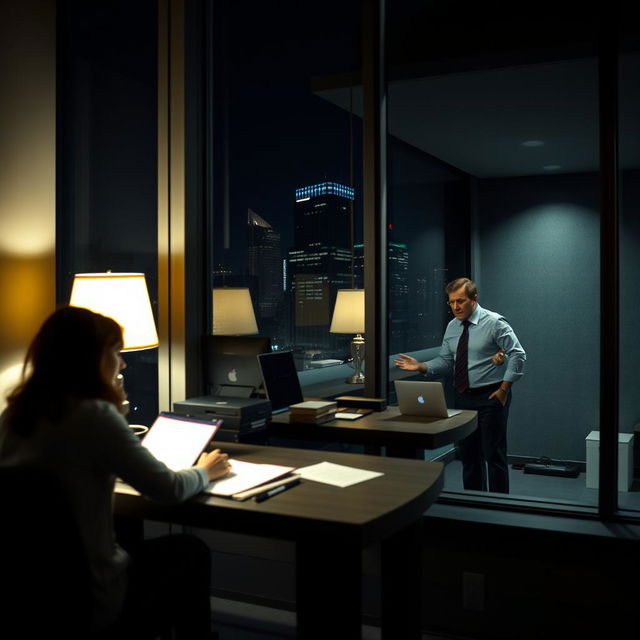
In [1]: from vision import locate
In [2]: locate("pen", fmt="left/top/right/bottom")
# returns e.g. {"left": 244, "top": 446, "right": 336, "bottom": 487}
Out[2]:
{"left": 254, "top": 477, "right": 300, "bottom": 503}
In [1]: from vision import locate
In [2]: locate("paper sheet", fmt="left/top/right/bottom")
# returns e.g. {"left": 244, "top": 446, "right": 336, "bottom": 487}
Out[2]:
{"left": 296, "top": 461, "right": 383, "bottom": 488}
{"left": 204, "top": 459, "right": 294, "bottom": 496}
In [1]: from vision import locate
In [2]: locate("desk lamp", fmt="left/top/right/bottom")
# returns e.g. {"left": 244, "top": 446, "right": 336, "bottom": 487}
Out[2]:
{"left": 69, "top": 272, "right": 159, "bottom": 414}
{"left": 330, "top": 289, "right": 365, "bottom": 384}
{"left": 212, "top": 287, "right": 258, "bottom": 335}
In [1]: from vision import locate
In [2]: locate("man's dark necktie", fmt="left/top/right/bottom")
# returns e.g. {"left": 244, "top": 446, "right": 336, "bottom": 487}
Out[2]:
{"left": 454, "top": 320, "right": 470, "bottom": 393}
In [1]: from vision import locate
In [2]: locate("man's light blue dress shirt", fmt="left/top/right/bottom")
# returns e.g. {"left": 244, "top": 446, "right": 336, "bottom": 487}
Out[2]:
{"left": 424, "top": 303, "right": 526, "bottom": 388}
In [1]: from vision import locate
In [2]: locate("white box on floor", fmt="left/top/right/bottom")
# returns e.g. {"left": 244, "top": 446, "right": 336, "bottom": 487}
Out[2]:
{"left": 585, "top": 430, "right": 633, "bottom": 491}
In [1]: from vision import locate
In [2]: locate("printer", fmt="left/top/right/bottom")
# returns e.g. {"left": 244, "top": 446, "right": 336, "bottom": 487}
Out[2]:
{"left": 172, "top": 395, "right": 272, "bottom": 442}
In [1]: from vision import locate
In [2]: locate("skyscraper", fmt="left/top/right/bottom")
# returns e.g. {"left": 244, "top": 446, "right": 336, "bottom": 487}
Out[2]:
{"left": 354, "top": 241, "right": 410, "bottom": 353}
{"left": 414, "top": 267, "right": 449, "bottom": 347}
{"left": 388, "top": 242, "right": 409, "bottom": 353}
{"left": 288, "top": 182, "right": 355, "bottom": 358}
{"left": 247, "top": 208, "right": 283, "bottom": 320}
{"left": 294, "top": 181, "right": 353, "bottom": 248}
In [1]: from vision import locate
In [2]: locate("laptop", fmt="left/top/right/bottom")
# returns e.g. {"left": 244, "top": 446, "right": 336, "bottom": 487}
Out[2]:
{"left": 207, "top": 354, "right": 265, "bottom": 397}
{"left": 140, "top": 412, "right": 222, "bottom": 470}
{"left": 394, "top": 380, "right": 461, "bottom": 419}
{"left": 257, "top": 350, "right": 304, "bottom": 412}
{"left": 203, "top": 335, "right": 271, "bottom": 397}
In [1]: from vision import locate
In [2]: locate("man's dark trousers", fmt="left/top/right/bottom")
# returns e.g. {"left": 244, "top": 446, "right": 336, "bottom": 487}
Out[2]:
{"left": 455, "top": 384, "right": 511, "bottom": 493}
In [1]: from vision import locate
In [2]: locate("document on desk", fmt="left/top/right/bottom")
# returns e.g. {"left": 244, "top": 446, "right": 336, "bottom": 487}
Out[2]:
{"left": 296, "top": 461, "right": 383, "bottom": 488}
{"left": 205, "top": 459, "right": 295, "bottom": 497}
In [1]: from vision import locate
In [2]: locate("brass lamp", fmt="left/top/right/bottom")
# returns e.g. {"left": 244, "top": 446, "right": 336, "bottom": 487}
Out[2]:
{"left": 330, "top": 289, "right": 365, "bottom": 384}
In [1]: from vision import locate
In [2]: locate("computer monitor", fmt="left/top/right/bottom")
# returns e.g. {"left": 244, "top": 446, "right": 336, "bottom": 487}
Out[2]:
{"left": 203, "top": 335, "right": 272, "bottom": 396}
{"left": 257, "top": 350, "right": 304, "bottom": 412}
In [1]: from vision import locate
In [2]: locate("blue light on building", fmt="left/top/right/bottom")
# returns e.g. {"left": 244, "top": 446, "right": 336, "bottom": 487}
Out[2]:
{"left": 295, "top": 181, "right": 355, "bottom": 202}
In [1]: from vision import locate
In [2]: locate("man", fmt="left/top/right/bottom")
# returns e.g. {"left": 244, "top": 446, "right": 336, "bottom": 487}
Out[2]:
{"left": 394, "top": 277, "right": 526, "bottom": 493}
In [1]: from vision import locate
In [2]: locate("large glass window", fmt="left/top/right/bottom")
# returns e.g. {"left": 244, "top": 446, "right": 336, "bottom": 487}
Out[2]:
{"left": 57, "top": 1, "right": 159, "bottom": 426}
{"left": 200, "top": 0, "right": 636, "bottom": 518}
{"left": 618, "top": 11, "right": 640, "bottom": 514}
{"left": 207, "top": 0, "right": 362, "bottom": 388}
{"left": 387, "top": 1, "right": 602, "bottom": 506}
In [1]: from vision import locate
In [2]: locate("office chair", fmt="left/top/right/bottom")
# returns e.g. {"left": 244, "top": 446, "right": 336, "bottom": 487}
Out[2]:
{"left": 0, "top": 465, "right": 92, "bottom": 637}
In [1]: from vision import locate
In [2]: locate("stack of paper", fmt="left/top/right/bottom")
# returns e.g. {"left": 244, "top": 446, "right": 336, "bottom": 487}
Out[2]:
{"left": 205, "top": 459, "right": 295, "bottom": 499}
{"left": 289, "top": 400, "right": 338, "bottom": 424}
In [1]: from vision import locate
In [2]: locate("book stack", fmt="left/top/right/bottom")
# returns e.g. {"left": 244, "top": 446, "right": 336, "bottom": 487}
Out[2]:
{"left": 289, "top": 400, "right": 338, "bottom": 424}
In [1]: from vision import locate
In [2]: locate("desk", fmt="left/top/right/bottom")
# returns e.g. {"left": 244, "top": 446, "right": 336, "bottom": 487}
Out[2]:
{"left": 115, "top": 443, "right": 443, "bottom": 639}
{"left": 268, "top": 407, "right": 477, "bottom": 454}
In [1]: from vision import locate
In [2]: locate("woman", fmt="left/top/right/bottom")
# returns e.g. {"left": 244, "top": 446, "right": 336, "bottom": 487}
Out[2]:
{"left": 0, "top": 306, "right": 230, "bottom": 638}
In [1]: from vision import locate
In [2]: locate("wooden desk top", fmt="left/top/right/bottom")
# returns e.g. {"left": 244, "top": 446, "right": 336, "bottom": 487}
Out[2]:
{"left": 268, "top": 407, "right": 477, "bottom": 449}
{"left": 115, "top": 442, "right": 443, "bottom": 546}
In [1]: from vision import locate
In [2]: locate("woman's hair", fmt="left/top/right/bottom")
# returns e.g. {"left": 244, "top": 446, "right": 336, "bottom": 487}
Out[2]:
{"left": 4, "top": 305, "right": 127, "bottom": 437}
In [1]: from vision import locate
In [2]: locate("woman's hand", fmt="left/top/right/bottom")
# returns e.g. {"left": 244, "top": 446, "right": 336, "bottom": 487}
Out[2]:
{"left": 197, "top": 449, "right": 231, "bottom": 482}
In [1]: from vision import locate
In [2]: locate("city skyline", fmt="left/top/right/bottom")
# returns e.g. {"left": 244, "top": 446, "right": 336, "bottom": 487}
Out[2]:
{"left": 211, "top": 180, "right": 455, "bottom": 365}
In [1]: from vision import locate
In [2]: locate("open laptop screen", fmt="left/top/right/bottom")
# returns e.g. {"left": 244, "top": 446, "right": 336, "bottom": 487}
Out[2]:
{"left": 258, "top": 351, "right": 303, "bottom": 412}
{"left": 141, "top": 412, "right": 221, "bottom": 470}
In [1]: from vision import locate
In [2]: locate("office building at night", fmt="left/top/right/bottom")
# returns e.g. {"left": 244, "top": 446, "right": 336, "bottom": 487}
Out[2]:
{"left": 247, "top": 208, "right": 283, "bottom": 320}
{"left": 354, "top": 241, "right": 410, "bottom": 353}
{"left": 288, "top": 182, "right": 355, "bottom": 357}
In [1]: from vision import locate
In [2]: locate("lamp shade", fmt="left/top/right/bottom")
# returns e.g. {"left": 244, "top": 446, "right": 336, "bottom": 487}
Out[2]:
{"left": 69, "top": 273, "right": 159, "bottom": 351}
{"left": 212, "top": 288, "right": 258, "bottom": 335}
{"left": 330, "top": 289, "right": 365, "bottom": 334}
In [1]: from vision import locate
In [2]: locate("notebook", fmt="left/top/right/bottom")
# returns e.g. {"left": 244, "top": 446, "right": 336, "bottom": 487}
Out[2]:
{"left": 394, "top": 380, "right": 461, "bottom": 419}
{"left": 257, "top": 350, "right": 304, "bottom": 412}
{"left": 140, "top": 412, "right": 222, "bottom": 470}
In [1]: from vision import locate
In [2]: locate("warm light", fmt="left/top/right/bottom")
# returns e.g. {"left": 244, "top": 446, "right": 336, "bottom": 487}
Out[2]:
{"left": 70, "top": 273, "right": 159, "bottom": 351}
{"left": 330, "top": 289, "right": 365, "bottom": 384}
{"left": 212, "top": 288, "right": 258, "bottom": 335}
{"left": 330, "top": 289, "right": 365, "bottom": 334}
{"left": 0, "top": 361, "right": 24, "bottom": 410}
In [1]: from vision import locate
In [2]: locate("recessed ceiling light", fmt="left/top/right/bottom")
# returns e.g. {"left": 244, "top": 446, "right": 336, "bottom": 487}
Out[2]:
{"left": 542, "top": 165, "right": 562, "bottom": 171}
{"left": 521, "top": 140, "right": 545, "bottom": 147}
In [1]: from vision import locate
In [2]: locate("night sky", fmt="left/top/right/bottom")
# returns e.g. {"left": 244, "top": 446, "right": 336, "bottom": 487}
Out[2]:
{"left": 212, "top": 0, "right": 363, "bottom": 272}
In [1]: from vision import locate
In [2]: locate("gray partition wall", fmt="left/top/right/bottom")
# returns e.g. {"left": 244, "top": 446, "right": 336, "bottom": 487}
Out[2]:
{"left": 474, "top": 172, "right": 600, "bottom": 462}
{"left": 620, "top": 169, "right": 640, "bottom": 439}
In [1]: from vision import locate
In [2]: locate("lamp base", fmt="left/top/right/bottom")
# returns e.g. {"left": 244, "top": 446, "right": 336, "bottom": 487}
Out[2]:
{"left": 346, "top": 333, "right": 365, "bottom": 384}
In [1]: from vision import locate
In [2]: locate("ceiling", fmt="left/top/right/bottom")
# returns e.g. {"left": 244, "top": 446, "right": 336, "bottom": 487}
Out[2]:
{"left": 317, "top": 54, "right": 640, "bottom": 179}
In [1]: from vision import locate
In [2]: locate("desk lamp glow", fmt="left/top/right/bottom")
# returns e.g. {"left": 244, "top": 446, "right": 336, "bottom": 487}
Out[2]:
{"left": 69, "top": 272, "right": 159, "bottom": 414}
{"left": 212, "top": 287, "right": 258, "bottom": 335}
{"left": 330, "top": 289, "right": 365, "bottom": 384}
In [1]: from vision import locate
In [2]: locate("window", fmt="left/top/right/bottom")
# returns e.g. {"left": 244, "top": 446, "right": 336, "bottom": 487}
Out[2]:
{"left": 207, "top": 0, "right": 362, "bottom": 387}
{"left": 617, "top": 11, "right": 640, "bottom": 514}
{"left": 57, "top": 0, "right": 159, "bottom": 426}
{"left": 387, "top": 1, "right": 603, "bottom": 507}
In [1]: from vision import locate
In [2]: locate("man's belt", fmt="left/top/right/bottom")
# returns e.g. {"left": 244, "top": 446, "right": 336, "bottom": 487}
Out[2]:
{"left": 462, "top": 382, "right": 501, "bottom": 395}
